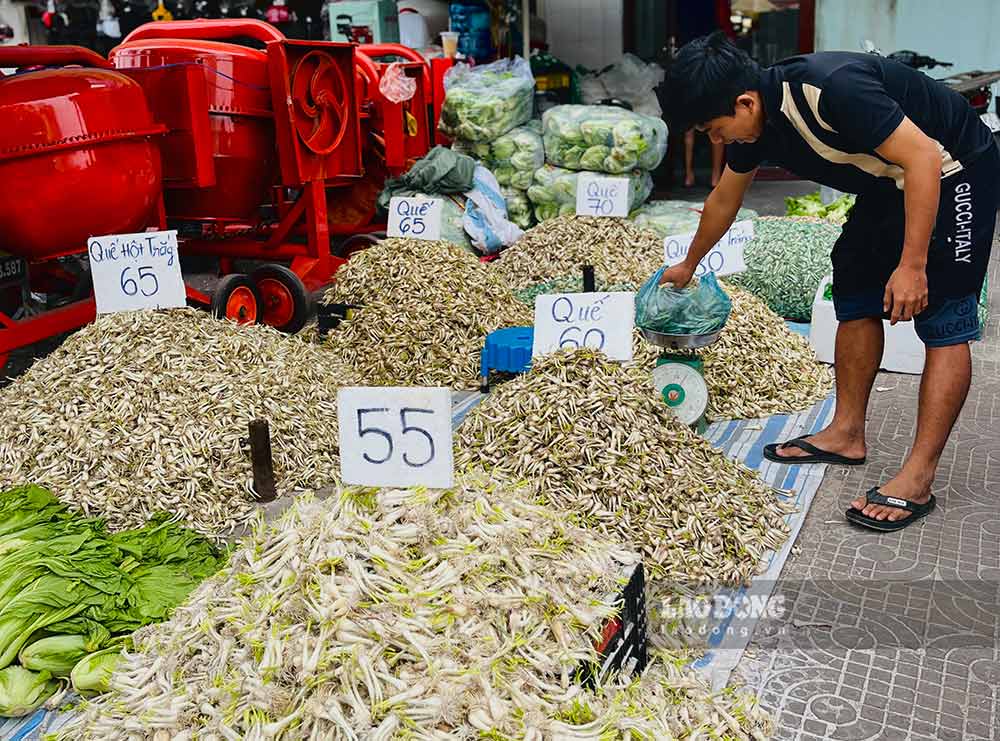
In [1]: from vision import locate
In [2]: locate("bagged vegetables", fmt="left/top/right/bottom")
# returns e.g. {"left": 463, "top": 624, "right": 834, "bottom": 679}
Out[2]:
{"left": 631, "top": 200, "right": 758, "bottom": 238}
{"left": 501, "top": 186, "right": 535, "bottom": 229}
{"left": 453, "top": 122, "right": 544, "bottom": 190}
{"left": 542, "top": 104, "right": 668, "bottom": 174}
{"left": 438, "top": 57, "right": 535, "bottom": 142}
{"left": 527, "top": 164, "right": 653, "bottom": 222}
{"left": 405, "top": 192, "right": 474, "bottom": 252}
{"left": 487, "top": 121, "right": 545, "bottom": 188}
{"left": 635, "top": 269, "right": 732, "bottom": 335}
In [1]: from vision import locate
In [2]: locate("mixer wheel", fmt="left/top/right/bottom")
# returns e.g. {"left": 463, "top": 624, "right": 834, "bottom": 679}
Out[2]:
{"left": 212, "top": 274, "right": 261, "bottom": 325}
{"left": 251, "top": 264, "right": 311, "bottom": 334}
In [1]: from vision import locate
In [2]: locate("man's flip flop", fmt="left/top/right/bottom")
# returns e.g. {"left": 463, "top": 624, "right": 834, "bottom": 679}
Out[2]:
{"left": 845, "top": 488, "right": 936, "bottom": 532}
{"left": 762, "top": 437, "right": 866, "bottom": 466}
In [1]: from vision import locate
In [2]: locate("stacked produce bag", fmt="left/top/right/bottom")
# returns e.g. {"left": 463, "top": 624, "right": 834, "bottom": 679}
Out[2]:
{"left": 527, "top": 104, "right": 667, "bottom": 223}
{"left": 528, "top": 164, "right": 653, "bottom": 221}
{"left": 440, "top": 57, "right": 540, "bottom": 230}
{"left": 542, "top": 104, "right": 667, "bottom": 173}
{"left": 439, "top": 58, "right": 535, "bottom": 143}
{"left": 453, "top": 122, "right": 544, "bottom": 229}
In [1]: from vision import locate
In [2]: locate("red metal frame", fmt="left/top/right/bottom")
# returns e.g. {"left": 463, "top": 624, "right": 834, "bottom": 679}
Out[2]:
{"left": 113, "top": 20, "right": 363, "bottom": 293}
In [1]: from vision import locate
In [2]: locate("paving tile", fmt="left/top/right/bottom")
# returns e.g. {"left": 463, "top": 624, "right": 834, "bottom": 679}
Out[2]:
{"left": 734, "top": 219, "right": 1000, "bottom": 739}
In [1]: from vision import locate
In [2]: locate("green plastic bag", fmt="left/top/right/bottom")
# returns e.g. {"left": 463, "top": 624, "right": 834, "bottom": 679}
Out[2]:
{"left": 377, "top": 146, "right": 476, "bottom": 212}
{"left": 635, "top": 269, "right": 731, "bottom": 335}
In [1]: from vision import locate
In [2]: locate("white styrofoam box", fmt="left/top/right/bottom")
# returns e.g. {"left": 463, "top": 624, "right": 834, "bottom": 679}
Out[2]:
{"left": 329, "top": 0, "right": 400, "bottom": 44}
{"left": 809, "top": 275, "right": 926, "bottom": 375}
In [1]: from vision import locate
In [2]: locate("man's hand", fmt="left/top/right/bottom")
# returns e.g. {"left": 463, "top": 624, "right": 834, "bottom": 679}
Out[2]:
{"left": 658, "top": 263, "right": 696, "bottom": 289}
{"left": 883, "top": 263, "right": 928, "bottom": 323}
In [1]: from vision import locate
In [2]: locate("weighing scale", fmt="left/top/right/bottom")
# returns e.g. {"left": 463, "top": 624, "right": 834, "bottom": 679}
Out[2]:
{"left": 639, "top": 326, "right": 724, "bottom": 433}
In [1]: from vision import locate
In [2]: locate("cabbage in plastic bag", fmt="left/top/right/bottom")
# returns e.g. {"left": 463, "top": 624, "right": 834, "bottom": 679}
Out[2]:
{"left": 452, "top": 122, "right": 544, "bottom": 190}
{"left": 439, "top": 57, "right": 535, "bottom": 142}
{"left": 631, "top": 200, "right": 759, "bottom": 238}
{"left": 490, "top": 122, "right": 544, "bottom": 187}
{"left": 542, "top": 105, "right": 668, "bottom": 174}
{"left": 635, "top": 269, "right": 731, "bottom": 335}
{"left": 501, "top": 186, "right": 535, "bottom": 230}
{"left": 526, "top": 164, "right": 653, "bottom": 222}
{"left": 408, "top": 193, "right": 474, "bottom": 252}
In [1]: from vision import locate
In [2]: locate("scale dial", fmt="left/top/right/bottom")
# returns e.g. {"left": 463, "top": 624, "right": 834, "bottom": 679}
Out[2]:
{"left": 651, "top": 362, "right": 709, "bottom": 426}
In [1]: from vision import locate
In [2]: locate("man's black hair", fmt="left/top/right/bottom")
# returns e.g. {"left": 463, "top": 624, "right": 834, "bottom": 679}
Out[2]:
{"left": 664, "top": 30, "right": 761, "bottom": 132}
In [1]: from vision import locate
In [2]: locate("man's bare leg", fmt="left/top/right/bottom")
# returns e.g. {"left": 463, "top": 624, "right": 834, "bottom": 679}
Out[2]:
{"left": 710, "top": 140, "right": 725, "bottom": 187}
{"left": 775, "top": 317, "right": 883, "bottom": 460}
{"left": 851, "top": 342, "right": 971, "bottom": 521}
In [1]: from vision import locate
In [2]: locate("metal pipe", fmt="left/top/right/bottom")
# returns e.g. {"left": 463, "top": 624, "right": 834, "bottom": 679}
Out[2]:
{"left": 522, "top": 0, "right": 530, "bottom": 58}
{"left": 0, "top": 45, "right": 113, "bottom": 69}
{"left": 122, "top": 18, "right": 286, "bottom": 45}
{"left": 248, "top": 419, "right": 277, "bottom": 502}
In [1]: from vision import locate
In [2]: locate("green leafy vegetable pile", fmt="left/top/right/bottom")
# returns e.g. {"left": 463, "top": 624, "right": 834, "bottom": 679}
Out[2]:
{"left": 630, "top": 200, "right": 758, "bottom": 238}
{"left": 729, "top": 216, "right": 842, "bottom": 321}
{"left": 542, "top": 104, "right": 668, "bottom": 174}
{"left": 438, "top": 57, "right": 535, "bottom": 143}
{"left": 527, "top": 164, "right": 653, "bottom": 222}
{"left": 0, "top": 485, "right": 225, "bottom": 717}
{"left": 785, "top": 190, "right": 856, "bottom": 223}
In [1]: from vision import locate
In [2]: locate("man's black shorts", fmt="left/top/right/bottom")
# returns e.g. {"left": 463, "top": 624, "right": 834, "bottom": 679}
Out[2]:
{"left": 831, "top": 142, "right": 999, "bottom": 347}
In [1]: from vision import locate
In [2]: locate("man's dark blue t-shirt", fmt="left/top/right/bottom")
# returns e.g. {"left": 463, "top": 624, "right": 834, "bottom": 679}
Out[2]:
{"left": 727, "top": 52, "right": 995, "bottom": 194}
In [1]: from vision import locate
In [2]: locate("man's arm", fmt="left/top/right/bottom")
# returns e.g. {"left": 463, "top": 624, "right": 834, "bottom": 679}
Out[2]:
{"left": 875, "top": 116, "right": 942, "bottom": 323}
{"left": 659, "top": 165, "right": 756, "bottom": 286}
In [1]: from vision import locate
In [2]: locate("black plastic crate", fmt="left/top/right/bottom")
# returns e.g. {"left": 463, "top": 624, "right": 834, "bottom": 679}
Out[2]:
{"left": 576, "top": 562, "right": 648, "bottom": 688}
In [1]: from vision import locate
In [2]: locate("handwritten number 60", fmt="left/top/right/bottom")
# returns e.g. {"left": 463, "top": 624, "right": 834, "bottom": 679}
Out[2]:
{"left": 558, "top": 326, "right": 605, "bottom": 350}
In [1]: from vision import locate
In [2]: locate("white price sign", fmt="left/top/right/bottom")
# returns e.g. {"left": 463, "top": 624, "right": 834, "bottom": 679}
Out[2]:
{"left": 386, "top": 196, "right": 442, "bottom": 240}
{"left": 88, "top": 230, "right": 185, "bottom": 315}
{"left": 663, "top": 220, "right": 755, "bottom": 278}
{"left": 337, "top": 387, "right": 454, "bottom": 489}
{"left": 575, "top": 174, "right": 630, "bottom": 218}
{"left": 532, "top": 292, "right": 634, "bottom": 361}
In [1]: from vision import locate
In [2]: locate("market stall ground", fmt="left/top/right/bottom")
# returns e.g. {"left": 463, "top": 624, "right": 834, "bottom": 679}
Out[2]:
{"left": 735, "top": 222, "right": 1000, "bottom": 741}
{"left": 2, "top": 180, "right": 994, "bottom": 741}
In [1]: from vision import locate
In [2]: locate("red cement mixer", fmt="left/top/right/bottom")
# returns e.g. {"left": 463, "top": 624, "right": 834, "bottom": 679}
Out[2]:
{"left": 0, "top": 21, "right": 440, "bottom": 365}
{"left": 0, "top": 45, "right": 166, "bottom": 371}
